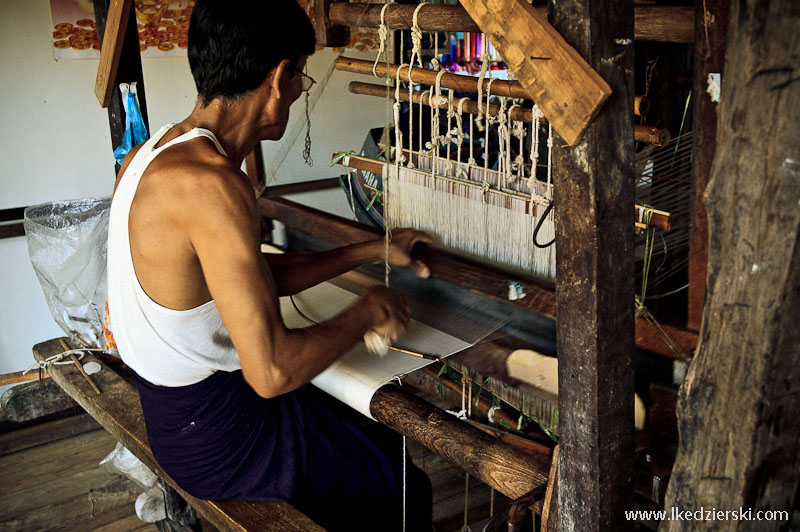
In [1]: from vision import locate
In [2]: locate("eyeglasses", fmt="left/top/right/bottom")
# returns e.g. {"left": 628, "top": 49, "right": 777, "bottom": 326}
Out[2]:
{"left": 295, "top": 69, "right": 316, "bottom": 92}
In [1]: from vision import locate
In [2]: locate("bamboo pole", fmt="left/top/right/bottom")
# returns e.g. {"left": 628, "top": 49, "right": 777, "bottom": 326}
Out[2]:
{"left": 335, "top": 56, "right": 530, "bottom": 99}
{"left": 334, "top": 152, "right": 672, "bottom": 232}
{"left": 0, "top": 370, "right": 50, "bottom": 386}
{"left": 328, "top": 3, "right": 694, "bottom": 43}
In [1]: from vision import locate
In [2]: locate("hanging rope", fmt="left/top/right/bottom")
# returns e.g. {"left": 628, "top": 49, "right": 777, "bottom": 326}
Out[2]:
{"left": 475, "top": 36, "right": 491, "bottom": 132}
{"left": 372, "top": 2, "right": 394, "bottom": 77}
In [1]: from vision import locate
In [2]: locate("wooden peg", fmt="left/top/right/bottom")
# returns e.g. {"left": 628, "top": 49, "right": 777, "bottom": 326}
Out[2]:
{"left": 59, "top": 339, "right": 101, "bottom": 395}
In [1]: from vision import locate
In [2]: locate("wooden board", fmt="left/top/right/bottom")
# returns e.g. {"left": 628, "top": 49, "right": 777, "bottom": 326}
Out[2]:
{"left": 94, "top": 0, "right": 132, "bottom": 108}
{"left": 459, "top": 0, "right": 612, "bottom": 146}
{"left": 0, "top": 427, "right": 155, "bottom": 532}
{"left": 32, "top": 339, "right": 324, "bottom": 532}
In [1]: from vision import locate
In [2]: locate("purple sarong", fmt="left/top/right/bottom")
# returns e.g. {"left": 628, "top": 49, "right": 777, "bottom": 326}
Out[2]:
{"left": 130, "top": 369, "right": 431, "bottom": 531}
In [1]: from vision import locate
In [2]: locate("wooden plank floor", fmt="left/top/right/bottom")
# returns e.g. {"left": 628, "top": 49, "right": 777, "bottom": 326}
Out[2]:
{"left": 411, "top": 442, "right": 504, "bottom": 532}
{"left": 0, "top": 420, "right": 157, "bottom": 532}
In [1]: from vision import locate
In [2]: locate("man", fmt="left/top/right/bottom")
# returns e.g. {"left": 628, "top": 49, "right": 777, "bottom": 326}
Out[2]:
{"left": 105, "top": 1, "right": 433, "bottom": 530}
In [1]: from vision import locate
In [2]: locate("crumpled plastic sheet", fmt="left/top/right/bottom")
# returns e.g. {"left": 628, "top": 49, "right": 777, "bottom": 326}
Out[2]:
{"left": 99, "top": 441, "right": 158, "bottom": 489}
{"left": 24, "top": 197, "right": 110, "bottom": 349}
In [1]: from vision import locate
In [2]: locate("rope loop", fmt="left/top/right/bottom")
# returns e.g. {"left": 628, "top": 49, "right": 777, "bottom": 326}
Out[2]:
{"left": 22, "top": 348, "right": 103, "bottom": 376}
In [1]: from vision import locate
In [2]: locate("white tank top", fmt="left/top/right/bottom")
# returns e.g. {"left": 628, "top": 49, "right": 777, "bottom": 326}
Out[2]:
{"left": 106, "top": 124, "right": 242, "bottom": 386}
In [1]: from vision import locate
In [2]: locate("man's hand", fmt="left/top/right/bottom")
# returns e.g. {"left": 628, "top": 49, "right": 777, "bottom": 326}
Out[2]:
{"left": 386, "top": 228, "right": 433, "bottom": 279}
{"left": 360, "top": 286, "right": 411, "bottom": 341}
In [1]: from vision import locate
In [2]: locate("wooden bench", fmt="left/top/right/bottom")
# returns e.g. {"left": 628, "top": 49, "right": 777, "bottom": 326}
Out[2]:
{"left": 33, "top": 338, "right": 324, "bottom": 532}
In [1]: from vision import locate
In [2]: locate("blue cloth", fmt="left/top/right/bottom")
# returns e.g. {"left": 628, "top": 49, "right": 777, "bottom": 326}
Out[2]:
{"left": 130, "top": 369, "right": 432, "bottom": 531}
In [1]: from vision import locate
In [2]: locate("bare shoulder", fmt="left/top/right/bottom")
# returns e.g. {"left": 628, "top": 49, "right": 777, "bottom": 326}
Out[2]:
{"left": 138, "top": 140, "right": 257, "bottom": 230}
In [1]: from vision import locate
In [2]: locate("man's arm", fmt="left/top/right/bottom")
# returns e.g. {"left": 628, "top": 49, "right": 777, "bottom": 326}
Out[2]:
{"left": 264, "top": 229, "right": 433, "bottom": 296}
{"left": 186, "top": 167, "right": 410, "bottom": 398}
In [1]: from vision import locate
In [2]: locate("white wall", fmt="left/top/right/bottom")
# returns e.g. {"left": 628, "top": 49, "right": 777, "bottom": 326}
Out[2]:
{"left": 0, "top": 0, "right": 385, "bottom": 394}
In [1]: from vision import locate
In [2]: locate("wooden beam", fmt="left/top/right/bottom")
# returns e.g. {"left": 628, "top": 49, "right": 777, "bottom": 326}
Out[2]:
{"left": 661, "top": 0, "right": 800, "bottom": 528}
{"left": 32, "top": 339, "right": 325, "bottom": 532}
{"left": 265, "top": 178, "right": 340, "bottom": 197}
{"left": 687, "top": 0, "right": 729, "bottom": 330}
{"left": 93, "top": 0, "right": 149, "bottom": 174}
{"left": 369, "top": 384, "right": 551, "bottom": 504}
{"left": 94, "top": 0, "right": 132, "bottom": 107}
{"left": 549, "top": 0, "right": 635, "bottom": 530}
{"left": 328, "top": 3, "right": 694, "bottom": 43}
{"left": 459, "top": 0, "right": 611, "bottom": 146}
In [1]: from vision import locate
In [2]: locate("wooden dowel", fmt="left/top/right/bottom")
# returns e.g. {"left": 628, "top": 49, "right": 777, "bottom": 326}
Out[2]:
{"left": 328, "top": 3, "right": 694, "bottom": 43}
{"left": 335, "top": 56, "right": 531, "bottom": 100}
{"left": 0, "top": 370, "right": 50, "bottom": 387}
{"left": 370, "top": 384, "right": 551, "bottom": 503}
{"left": 635, "top": 124, "right": 671, "bottom": 146}
{"left": 59, "top": 339, "right": 101, "bottom": 395}
{"left": 389, "top": 345, "right": 440, "bottom": 361}
{"left": 334, "top": 152, "right": 672, "bottom": 232}
{"left": 350, "top": 81, "right": 655, "bottom": 125}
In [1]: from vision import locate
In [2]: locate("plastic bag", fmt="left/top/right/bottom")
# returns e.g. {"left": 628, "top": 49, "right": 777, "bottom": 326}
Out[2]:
{"left": 99, "top": 442, "right": 158, "bottom": 489}
{"left": 24, "top": 197, "right": 110, "bottom": 348}
{"left": 113, "top": 82, "right": 149, "bottom": 165}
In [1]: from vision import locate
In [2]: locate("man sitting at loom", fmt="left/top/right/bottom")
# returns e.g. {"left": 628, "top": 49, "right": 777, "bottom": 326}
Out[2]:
{"left": 104, "top": 1, "right": 433, "bottom": 529}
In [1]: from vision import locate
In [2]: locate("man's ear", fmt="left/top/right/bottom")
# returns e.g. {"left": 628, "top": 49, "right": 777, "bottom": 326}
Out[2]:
{"left": 270, "top": 58, "right": 292, "bottom": 100}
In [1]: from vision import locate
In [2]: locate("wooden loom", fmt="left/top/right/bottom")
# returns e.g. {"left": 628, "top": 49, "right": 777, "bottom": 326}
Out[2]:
{"left": 75, "top": 0, "right": 730, "bottom": 530}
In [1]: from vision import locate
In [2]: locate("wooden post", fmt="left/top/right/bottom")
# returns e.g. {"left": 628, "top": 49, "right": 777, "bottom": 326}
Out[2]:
{"left": 93, "top": 0, "right": 148, "bottom": 175}
{"left": 660, "top": 0, "right": 800, "bottom": 529}
{"left": 548, "top": 0, "right": 635, "bottom": 530}
{"left": 687, "top": 0, "right": 729, "bottom": 330}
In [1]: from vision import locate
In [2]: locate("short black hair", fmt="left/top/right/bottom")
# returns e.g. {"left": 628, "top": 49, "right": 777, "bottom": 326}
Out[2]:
{"left": 188, "top": 0, "right": 316, "bottom": 105}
